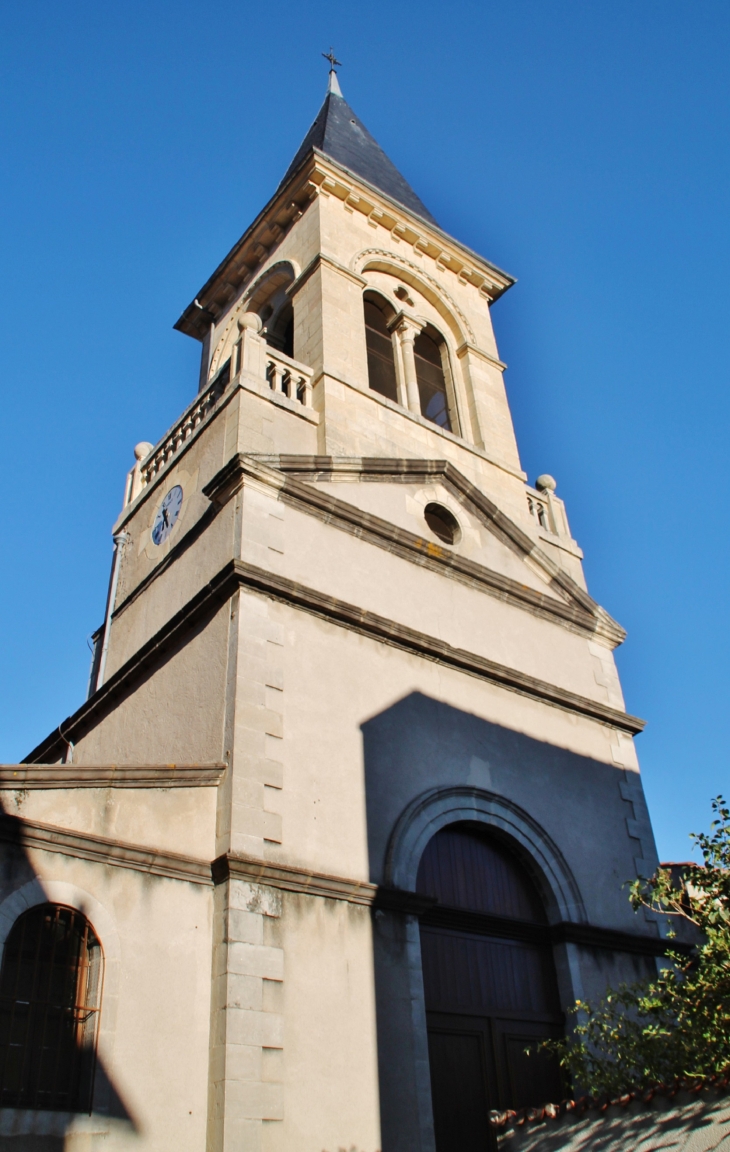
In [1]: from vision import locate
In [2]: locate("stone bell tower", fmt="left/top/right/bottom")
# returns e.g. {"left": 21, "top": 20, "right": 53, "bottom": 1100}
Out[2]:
{"left": 14, "top": 68, "right": 666, "bottom": 1152}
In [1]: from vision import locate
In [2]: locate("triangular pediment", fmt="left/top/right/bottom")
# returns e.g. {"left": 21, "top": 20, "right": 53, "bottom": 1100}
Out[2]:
{"left": 223, "top": 455, "right": 625, "bottom": 647}
{"left": 310, "top": 475, "right": 570, "bottom": 604}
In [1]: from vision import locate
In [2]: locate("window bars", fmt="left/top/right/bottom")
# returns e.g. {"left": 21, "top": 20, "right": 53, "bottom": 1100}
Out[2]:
{"left": 0, "top": 904, "right": 103, "bottom": 1113}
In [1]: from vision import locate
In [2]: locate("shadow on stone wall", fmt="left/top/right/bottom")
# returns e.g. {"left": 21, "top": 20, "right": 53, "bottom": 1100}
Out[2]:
{"left": 360, "top": 691, "right": 662, "bottom": 1152}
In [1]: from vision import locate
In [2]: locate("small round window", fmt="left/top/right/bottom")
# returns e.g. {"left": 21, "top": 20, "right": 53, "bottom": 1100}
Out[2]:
{"left": 424, "top": 503, "right": 461, "bottom": 545}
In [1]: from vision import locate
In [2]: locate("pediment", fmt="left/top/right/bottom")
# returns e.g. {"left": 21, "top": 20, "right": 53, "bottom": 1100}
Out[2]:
{"left": 313, "top": 476, "right": 569, "bottom": 604}
{"left": 220, "top": 455, "right": 625, "bottom": 647}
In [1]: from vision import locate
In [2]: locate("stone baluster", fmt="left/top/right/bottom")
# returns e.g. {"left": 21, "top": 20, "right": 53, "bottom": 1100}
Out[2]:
{"left": 269, "top": 361, "right": 283, "bottom": 394}
{"left": 302, "top": 377, "right": 312, "bottom": 408}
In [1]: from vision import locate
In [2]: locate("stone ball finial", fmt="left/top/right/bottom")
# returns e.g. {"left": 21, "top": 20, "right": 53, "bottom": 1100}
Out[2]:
{"left": 535, "top": 474, "right": 557, "bottom": 493}
{"left": 238, "top": 311, "right": 262, "bottom": 333}
{"left": 134, "top": 442, "right": 154, "bottom": 462}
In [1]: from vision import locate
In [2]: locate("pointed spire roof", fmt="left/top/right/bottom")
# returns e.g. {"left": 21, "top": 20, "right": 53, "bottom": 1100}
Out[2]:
{"left": 278, "top": 73, "right": 438, "bottom": 227}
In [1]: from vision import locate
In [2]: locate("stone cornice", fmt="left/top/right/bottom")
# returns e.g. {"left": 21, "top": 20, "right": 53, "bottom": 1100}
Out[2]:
{"left": 205, "top": 456, "right": 591, "bottom": 631}
{"left": 175, "top": 151, "right": 515, "bottom": 341}
{"left": 305, "top": 153, "right": 515, "bottom": 301}
{"left": 213, "top": 855, "right": 683, "bottom": 956}
{"left": 0, "top": 814, "right": 212, "bottom": 886}
{"left": 175, "top": 181, "right": 317, "bottom": 341}
{"left": 223, "top": 560, "right": 642, "bottom": 731}
{"left": 0, "top": 763, "right": 225, "bottom": 789}
{"left": 291, "top": 252, "right": 368, "bottom": 295}
{"left": 0, "top": 819, "right": 683, "bottom": 958}
{"left": 275, "top": 456, "right": 620, "bottom": 640}
{"left": 213, "top": 853, "right": 377, "bottom": 905}
{"left": 25, "top": 555, "right": 643, "bottom": 764}
{"left": 455, "top": 341, "right": 507, "bottom": 371}
{"left": 204, "top": 454, "right": 623, "bottom": 646}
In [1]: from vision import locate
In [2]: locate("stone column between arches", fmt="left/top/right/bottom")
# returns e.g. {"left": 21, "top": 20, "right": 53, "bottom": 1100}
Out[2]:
{"left": 394, "top": 317, "right": 425, "bottom": 415}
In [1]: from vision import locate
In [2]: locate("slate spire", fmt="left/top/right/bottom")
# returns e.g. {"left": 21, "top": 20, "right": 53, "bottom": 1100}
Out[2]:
{"left": 278, "top": 74, "right": 438, "bottom": 227}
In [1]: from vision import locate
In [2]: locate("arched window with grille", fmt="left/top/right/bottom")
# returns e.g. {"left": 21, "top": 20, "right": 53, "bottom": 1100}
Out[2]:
{"left": 0, "top": 904, "right": 103, "bottom": 1113}
{"left": 417, "top": 824, "right": 564, "bottom": 1152}
{"left": 364, "top": 292, "right": 399, "bottom": 403}
{"left": 414, "top": 325, "right": 452, "bottom": 431}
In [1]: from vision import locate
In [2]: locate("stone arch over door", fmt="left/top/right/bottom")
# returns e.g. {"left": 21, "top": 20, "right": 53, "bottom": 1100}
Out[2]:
{"left": 386, "top": 785, "right": 587, "bottom": 925}
{"left": 382, "top": 787, "right": 587, "bottom": 1152}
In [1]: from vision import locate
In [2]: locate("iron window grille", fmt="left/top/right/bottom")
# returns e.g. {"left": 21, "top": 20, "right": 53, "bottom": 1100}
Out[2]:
{"left": 0, "top": 904, "right": 103, "bottom": 1113}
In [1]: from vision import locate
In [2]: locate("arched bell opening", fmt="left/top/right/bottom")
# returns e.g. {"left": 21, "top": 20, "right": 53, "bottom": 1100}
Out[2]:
{"left": 414, "top": 325, "right": 452, "bottom": 432}
{"left": 363, "top": 291, "right": 398, "bottom": 403}
{"left": 416, "top": 822, "right": 565, "bottom": 1150}
{"left": 259, "top": 292, "right": 294, "bottom": 358}
{"left": 242, "top": 261, "right": 296, "bottom": 359}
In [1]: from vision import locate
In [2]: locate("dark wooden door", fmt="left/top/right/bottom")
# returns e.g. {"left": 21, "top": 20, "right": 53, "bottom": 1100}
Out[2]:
{"left": 427, "top": 1026, "right": 492, "bottom": 1152}
{"left": 417, "top": 825, "right": 565, "bottom": 1149}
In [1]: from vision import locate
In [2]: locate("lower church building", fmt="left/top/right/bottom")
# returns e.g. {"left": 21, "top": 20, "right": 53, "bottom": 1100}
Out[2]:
{"left": 0, "top": 69, "right": 667, "bottom": 1152}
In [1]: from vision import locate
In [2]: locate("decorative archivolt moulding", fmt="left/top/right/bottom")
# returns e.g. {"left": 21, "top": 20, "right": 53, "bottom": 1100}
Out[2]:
{"left": 209, "top": 258, "right": 301, "bottom": 378}
{"left": 354, "top": 248, "right": 477, "bottom": 346}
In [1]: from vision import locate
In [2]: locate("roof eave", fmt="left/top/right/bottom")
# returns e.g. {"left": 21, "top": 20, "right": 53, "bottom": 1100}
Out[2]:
{"left": 174, "top": 148, "right": 516, "bottom": 341}
{"left": 307, "top": 148, "right": 516, "bottom": 294}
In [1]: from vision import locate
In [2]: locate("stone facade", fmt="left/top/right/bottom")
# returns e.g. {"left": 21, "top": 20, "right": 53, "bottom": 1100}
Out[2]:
{"left": 0, "top": 78, "right": 666, "bottom": 1152}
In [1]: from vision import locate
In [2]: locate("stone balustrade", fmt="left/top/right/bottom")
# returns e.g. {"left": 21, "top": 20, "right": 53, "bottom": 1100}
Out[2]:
{"left": 265, "top": 348, "right": 314, "bottom": 409}
{"left": 139, "top": 372, "right": 230, "bottom": 492}
{"left": 123, "top": 320, "right": 315, "bottom": 508}
{"left": 526, "top": 487, "right": 552, "bottom": 531}
{"left": 525, "top": 475, "right": 571, "bottom": 538}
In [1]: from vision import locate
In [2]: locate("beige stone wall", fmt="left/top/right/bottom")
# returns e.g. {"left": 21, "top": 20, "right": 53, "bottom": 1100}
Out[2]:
{"left": 267, "top": 892, "right": 380, "bottom": 1152}
{"left": 0, "top": 851, "right": 213, "bottom": 1152}
{"left": 75, "top": 598, "right": 231, "bottom": 767}
{"left": 251, "top": 600, "right": 640, "bottom": 914}
{"left": 0, "top": 784, "right": 217, "bottom": 860}
{"left": 273, "top": 489, "right": 623, "bottom": 710}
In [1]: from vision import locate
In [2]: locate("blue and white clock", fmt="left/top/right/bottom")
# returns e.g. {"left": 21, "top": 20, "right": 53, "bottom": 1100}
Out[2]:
{"left": 152, "top": 485, "right": 183, "bottom": 546}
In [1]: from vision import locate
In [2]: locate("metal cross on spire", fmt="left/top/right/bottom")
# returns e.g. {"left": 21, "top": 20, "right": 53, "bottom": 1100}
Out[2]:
{"left": 322, "top": 47, "right": 342, "bottom": 71}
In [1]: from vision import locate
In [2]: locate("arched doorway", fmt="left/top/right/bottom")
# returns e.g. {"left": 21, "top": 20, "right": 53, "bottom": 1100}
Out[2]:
{"left": 417, "top": 823, "right": 564, "bottom": 1150}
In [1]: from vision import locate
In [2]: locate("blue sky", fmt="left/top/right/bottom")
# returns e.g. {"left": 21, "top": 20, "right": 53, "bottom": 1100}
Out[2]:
{"left": 1, "top": 2, "right": 727, "bottom": 862}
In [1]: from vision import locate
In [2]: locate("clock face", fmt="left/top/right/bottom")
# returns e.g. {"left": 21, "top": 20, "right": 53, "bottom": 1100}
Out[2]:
{"left": 151, "top": 485, "right": 183, "bottom": 546}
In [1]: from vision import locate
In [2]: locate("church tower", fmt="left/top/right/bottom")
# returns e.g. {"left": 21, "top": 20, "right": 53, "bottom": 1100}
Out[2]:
{"left": 1, "top": 70, "right": 666, "bottom": 1152}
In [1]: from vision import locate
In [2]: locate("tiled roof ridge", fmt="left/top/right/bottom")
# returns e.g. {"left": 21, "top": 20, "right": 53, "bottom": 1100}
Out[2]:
{"left": 488, "top": 1071, "right": 730, "bottom": 1131}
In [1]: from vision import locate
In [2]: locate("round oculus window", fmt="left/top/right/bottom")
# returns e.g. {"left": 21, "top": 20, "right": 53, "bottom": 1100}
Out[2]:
{"left": 424, "top": 502, "right": 460, "bottom": 545}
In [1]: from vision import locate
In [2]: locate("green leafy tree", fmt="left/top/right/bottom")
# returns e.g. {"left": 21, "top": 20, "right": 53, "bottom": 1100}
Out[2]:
{"left": 547, "top": 797, "right": 730, "bottom": 1097}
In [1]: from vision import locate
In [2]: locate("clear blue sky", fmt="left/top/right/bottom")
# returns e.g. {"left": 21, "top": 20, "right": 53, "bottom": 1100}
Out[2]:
{"left": 1, "top": 2, "right": 727, "bottom": 862}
